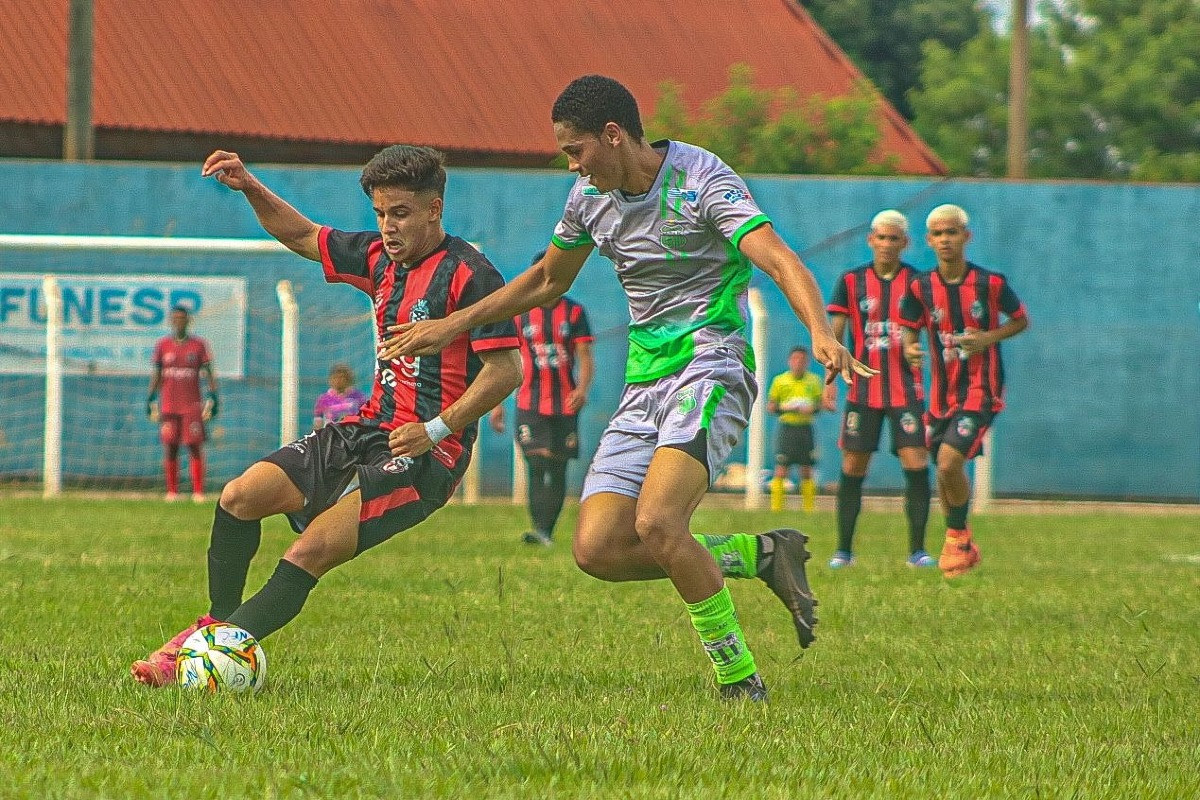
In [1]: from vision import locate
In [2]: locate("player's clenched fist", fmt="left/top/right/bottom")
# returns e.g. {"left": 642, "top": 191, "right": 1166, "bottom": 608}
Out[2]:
{"left": 388, "top": 422, "right": 435, "bottom": 458}
{"left": 201, "top": 150, "right": 255, "bottom": 191}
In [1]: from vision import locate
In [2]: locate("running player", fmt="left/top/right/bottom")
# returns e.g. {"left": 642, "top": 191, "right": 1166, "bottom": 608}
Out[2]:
{"left": 900, "top": 204, "right": 1029, "bottom": 577}
{"left": 824, "top": 210, "right": 934, "bottom": 569}
{"left": 147, "top": 305, "right": 218, "bottom": 503}
{"left": 382, "top": 76, "right": 874, "bottom": 701}
{"left": 490, "top": 253, "right": 594, "bottom": 546}
{"left": 130, "top": 144, "right": 521, "bottom": 687}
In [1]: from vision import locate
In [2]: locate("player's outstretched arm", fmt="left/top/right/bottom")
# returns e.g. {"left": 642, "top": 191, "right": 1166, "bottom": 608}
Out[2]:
{"left": 387, "top": 349, "right": 522, "bottom": 458}
{"left": 738, "top": 225, "right": 876, "bottom": 384}
{"left": 201, "top": 150, "right": 321, "bottom": 261}
{"left": 379, "top": 245, "right": 591, "bottom": 360}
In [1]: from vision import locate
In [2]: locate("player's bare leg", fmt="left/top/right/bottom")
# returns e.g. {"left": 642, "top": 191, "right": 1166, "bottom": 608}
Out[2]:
{"left": 936, "top": 445, "right": 979, "bottom": 577}
{"left": 131, "top": 462, "right": 307, "bottom": 687}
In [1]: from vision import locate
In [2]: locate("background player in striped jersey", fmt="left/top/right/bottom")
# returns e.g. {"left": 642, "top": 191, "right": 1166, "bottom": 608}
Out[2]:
{"left": 131, "top": 145, "right": 522, "bottom": 686}
{"left": 900, "top": 204, "right": 1029, "bottom": 577}
{"left": 384, "top": 75, "right": 874, "bottom": 702}
{"left": 766, "top": 345, "right": 826, "bottom": 513}
{"left": 490, "top": 251, "right": 594, "bottom": 547}
{"left": 824, "top": 210, "right": 934, "bottom": 569}
{"left": 147, "top": 305, "right": 219, "bottom": 503}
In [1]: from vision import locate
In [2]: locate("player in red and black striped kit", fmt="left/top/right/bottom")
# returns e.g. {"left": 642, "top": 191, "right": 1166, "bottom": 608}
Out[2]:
{"left": 490, "top": 251, "right": 594, "bottom": 546}
{"left": 132, "top": 145, "right": 521, "bottom": 687}
{"left": 824, "top": 210, "right": 934, "bottom": 569}
{"left": 900, "top": 204, "right": 1029, "bottom": 577}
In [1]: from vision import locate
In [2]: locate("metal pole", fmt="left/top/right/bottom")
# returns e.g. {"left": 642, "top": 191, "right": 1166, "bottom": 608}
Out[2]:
{"left": 745, "top": 288, "right": 768, "bottom": 509}
{"left": 64, "top": 0, "right": 94, "bottom": 161}
{"left": 276, "top": 280, "right": 299, "bottom": 447}
{"left": 42, "top": 277, "right": 64, "bottom": 497}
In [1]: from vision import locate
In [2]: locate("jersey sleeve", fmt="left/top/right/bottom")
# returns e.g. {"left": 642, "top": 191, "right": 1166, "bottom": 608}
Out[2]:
{"left": 698, "top": 165, "right": 770, "bottom": 249}
{"left": 898, "top": 277, "right": 927, "bottom": 328}
{"left": 827, "top": 273, "right": 851, "bottom": 315}
{"left": 456, "top": 265, "right": 520, "bottom": 352}
{"left": 151, "top": 339, "right": 165, "bottom": 367}
{"left": 570, "top": 303, "right": 594, "bottom": 344}
{"left": 317, "top": 226, "right": 380, "bottom": 295}
{"left": 199, "top": 338, "right": 213, "bottom": 368}
{"left": 550, "top": 185, "right": 595, "bottom": 251}
{"left": 998, "top": 276, "right": 1028, "bottom": 320}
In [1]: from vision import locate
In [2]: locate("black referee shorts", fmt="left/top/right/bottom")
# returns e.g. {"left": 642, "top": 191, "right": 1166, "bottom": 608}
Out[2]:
{"left": 261, "top": 422, "right": 459, "bottom": 554}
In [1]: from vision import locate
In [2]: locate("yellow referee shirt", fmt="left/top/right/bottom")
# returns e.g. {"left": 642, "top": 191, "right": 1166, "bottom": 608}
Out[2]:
{"left": 768, "top": 371, "right": 824, "bottom": 426}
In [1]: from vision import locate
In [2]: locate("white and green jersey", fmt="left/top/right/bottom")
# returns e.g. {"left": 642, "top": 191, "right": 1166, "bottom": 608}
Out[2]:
{"left": 551, "top": 140, "right": 770, "bottom": 383}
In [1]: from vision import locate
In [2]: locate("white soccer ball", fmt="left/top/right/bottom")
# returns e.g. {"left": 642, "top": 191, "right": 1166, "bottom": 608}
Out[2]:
{"left": 176, "top": 623, "right": 267, "bottom": 693}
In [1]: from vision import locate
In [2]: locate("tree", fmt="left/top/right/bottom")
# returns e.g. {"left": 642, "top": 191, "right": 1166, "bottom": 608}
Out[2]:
{"left": 909, "top": 0, "right": 1200, "bottom": 180}
{"left": 796, "top": 0, "right": 988, "bottom": 119}
{"left": 648, "top": 64, "right": 898, "bottom": 175}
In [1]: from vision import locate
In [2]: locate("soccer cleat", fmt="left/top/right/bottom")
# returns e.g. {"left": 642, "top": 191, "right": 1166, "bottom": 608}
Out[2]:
{"left": 718, "top": 672, "right": 769, "bottom": 702}
{"left": 828, "top": 550, "right": 856, "bottom": 569}
{"left": 939, "top": 530, "right": 981, "bottom": 577}
{"left": 164, "top": 492, "right": 180, "bottom": 502}
{"left": 521, "top": 530, "right": 554, "bottom": 547}
{"left": 130, "top": 614, "right": 218, "bottom": 687}
{"left": 906, "top": 550, "right": 938, "bottom": 568}
{"left": 758, "top": 529, "right": 818, "bottom": 648}
{"left": 192, "top": 493, "right": 206, "bottom": 504}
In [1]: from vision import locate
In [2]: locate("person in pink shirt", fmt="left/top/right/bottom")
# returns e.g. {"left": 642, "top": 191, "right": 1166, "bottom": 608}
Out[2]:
{"left": 313, "top": 363, "right": 368, "bottom": 429}
{"left": 147, "top": 305, "right": 219, "bottom": 502}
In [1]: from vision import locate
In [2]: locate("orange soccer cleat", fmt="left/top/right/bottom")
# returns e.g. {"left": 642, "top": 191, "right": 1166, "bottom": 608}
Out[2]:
{"left": 130, "top": 614, "right": 219, "bottom": 687}
{"left": 939, "top": 529, "right": 981, "bottom": 578}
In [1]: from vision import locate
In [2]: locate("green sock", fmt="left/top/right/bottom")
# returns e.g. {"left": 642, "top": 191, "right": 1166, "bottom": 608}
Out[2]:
{"left": 693, "top": 533, "right": 759, "bottom": 579}
{"left": 686, "top": 585, "right": 757, "bottom": 684}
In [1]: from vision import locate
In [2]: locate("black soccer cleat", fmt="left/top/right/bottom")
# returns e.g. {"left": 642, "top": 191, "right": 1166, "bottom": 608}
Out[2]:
{"left": 758, "top": 528, "right": 819, "bottom": 648}
{"left": 718, "top": 672, "right": 769, "bottom": 702}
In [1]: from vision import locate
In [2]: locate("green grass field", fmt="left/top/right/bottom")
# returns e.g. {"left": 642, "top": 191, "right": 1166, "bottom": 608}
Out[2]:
{"left": 1, "top": 496, "right": 1197, "bottom": 798}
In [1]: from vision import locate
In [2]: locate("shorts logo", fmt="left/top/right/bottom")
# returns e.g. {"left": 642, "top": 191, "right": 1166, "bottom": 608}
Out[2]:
{"left": 846, "top": 411, "right": 861, "bottom": 433}
{"left": 900, "top": 412, "right": 918, "bottom": 434}
{"left": 956, "top": 417, "right": 976, "bottom": 438}
{"left": 676, "top": 387, "right": 697, "bottom": 415}
{"left": 285, "top": 432, "right": 314, "bottom": 454}
{"left": 381, "top": 456, "right": 413, "bottom": 474}
{"left": 564, "top": 432, "right": 578, "bottom": 449}
{"left": 518, "top": 424, "right": 533, "bottom": 445}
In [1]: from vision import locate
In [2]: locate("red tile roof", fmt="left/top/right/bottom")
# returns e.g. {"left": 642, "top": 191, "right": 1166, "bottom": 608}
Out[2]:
{"left": 0, "top": 0, "right": 945, "bottom": 174}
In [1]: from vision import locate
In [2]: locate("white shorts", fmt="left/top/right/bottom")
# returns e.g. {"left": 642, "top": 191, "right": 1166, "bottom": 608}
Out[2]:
{"left": 581, "top": 342, "right": 756, "bottom": 501}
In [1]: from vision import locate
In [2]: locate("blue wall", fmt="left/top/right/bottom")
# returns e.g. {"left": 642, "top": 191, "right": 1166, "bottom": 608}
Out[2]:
{"left": 0, "top": 160, "right": 1196, "bottom": 500}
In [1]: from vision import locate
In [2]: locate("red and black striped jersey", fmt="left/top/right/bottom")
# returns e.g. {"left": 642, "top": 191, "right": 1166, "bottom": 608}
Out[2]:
{"left": 318, "top": 227, "right": 519, "bottom": 469}
{"left": 899, "top": 262, "right": 1027, "bottom": 418}
{"left": 514, "top": 297, "right": 593, "bottom": 416}
{"left": 827, "top": 262, "right": 924, "bottom": 409}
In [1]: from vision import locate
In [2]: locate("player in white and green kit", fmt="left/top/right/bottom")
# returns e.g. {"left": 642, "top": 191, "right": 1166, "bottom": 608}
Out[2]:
{"left": 384, "top": 76, "right": 873, "bottom": 701}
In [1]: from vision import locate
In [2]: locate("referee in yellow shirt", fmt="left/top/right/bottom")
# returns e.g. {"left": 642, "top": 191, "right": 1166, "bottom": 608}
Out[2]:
{"left": 767, "top": 346, "right": 829, "bottom": 512}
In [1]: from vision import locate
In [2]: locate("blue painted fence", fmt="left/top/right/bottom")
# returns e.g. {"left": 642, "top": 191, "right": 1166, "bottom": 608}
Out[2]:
{"left": 0, "top": 160, "right": 1196, "bottom": 500}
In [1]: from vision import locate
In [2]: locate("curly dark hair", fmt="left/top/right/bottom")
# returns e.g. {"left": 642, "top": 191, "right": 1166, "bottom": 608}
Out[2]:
{"left": 551, "top": 75, "right": 644, "bottom": 141}
{"left": 359, "top": 145, "right": 447, "bottom": 198}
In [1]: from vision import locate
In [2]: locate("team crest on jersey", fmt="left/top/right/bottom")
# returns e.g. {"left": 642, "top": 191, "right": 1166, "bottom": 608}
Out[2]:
{"left": 956, "top": 417, "right": 976, "bottom": 438}
{"left": 410, "top": 299, "right": 431, "bottom": 322}
{"left": 381, "top": 455, "right": 414, "bottom": 474}
{"left": 900, "top": 412, "right": 919, "bottom": 434}
{"left": 931, "top": 308, "right": 945, "bottom": 323}
{"left": 558, "top": 320, "right": 571, "bottom": 338}
{"left": 523, "top": 323, "right": 539, "bottom": 339}
{"left": 970, "top": 300, "right": 984, "bottom": 321}
{"left": 846, "top": 411, "right": 861, "bottom": 433}
{"left": 676, "top": 387, "right": 698, "bottom": 415}
{"left": 722, "top": 188, "right": 751, "bottom": 204}
{"left": 859, "top": 297, "right": 877, "bottom": 313}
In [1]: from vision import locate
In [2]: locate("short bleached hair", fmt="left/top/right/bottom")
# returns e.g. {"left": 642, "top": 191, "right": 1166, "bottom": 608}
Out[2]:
{"left": 870, "top": 209, "right": 908, "bottom": 233}
{"left": 926, "top": 204, "right": 969, "bottom": 228}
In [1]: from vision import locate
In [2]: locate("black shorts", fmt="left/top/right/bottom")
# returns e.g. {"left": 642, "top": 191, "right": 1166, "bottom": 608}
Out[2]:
{"left": 516, "top": 409, "right": 579, "bottom": 460}
{"left": 775, "top": 423, "right": 815, "bottom": 467}
{"left": 927, "top": 410, "right": 993, "bottom": 460}
{"left": 839, "top": 402, "right": 925, "bottom": 455}
{"left": 261, "top": 423, "right": 459, "bottom": 554}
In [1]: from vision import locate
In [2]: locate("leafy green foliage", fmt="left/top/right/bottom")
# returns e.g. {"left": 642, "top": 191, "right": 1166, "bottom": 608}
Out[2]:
{"left": 910, "top": 0, "right": 1200, "bottom": 180}
{"left": 648, "top": 64, "right": 898, "bottom": 175}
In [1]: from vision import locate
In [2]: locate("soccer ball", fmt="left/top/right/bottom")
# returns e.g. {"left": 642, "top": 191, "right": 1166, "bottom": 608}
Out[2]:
{"left": 176, "top": 623, "right": 267, "bottom": 693}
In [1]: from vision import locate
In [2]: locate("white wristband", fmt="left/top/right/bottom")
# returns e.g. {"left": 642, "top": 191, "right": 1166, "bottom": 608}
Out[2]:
{"left": 423, "top": 416, "right": 452, "bottom": 444}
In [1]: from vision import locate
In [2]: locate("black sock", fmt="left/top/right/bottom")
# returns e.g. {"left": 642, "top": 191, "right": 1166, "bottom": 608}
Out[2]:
{"left": 947, "top": 500, "right": 970, "bottom": 531}
{"left": 836, "top": 473, "right": 865, "bottom": 553}
{"left": 207, "top": 505, "right": 262, "bottom": 620}
{"left": 226, "top": 559, "right": 318, "bottom": 641}
{"left": 903, "top": 467, "right": 931, "bottom": 553}
{"left": 525, "top": 455, "right": 550, "bottom": 532}
{"left": 542, "top": 458, "right": 568, "bottom": 537}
